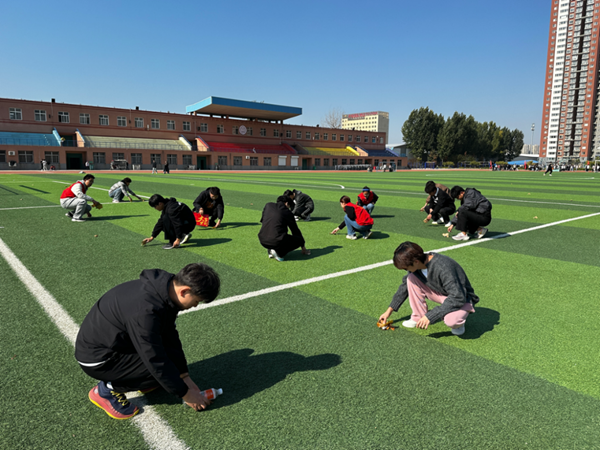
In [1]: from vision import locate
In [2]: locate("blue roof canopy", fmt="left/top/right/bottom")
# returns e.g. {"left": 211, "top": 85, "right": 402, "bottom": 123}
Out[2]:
{"left": 186, "top": 97, "right": 301, "bottom": 121}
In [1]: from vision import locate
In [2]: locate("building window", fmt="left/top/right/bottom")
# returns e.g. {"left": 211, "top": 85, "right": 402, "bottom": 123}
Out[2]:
{"left": 167, "top": 120, "right": 175, "bottom": 130}
{"left": 348, "top": 135, "right": 353, "bottom": 142}
{"left": 233, "top": 126, "right": 239, "bottom": 135}
{"left": 0, "top": 150, "right": 5, "bottom": 163}
{"left": 99, "top": 115, "right": 109, "bottom": 126}
{"left": 150, "top": 154, "right": 161, "bottom": 165}
{"left": 9, "top": 108, "right": 22, "bottom": 120}
{"left": 58, "top": 112, "right": 70, "bottom": 123}
{"left": 286, "top": 130, "right": 292, "bottom": 138}
{"left": 306, "top": 132, "right": 311, "bottom": 139}
{"left": 112, "top": 153, "right": 125, "bottom": 161}
{"left": 34, "top": 110, "right": 47, "bottom": 122}
{"left": 323, "top": 133, "right": 328, "bottom": 140}
{"left": 117, "top": 116, "right": 127, "bottom": 127}
{"left": 135, "top": 117, "right": 144, "bottom": 128}
{"left": 260, "top": 128, "right": 266, "bottom": 137}
{"left": 364, "top": 136, "right": 369, "bottom": 142}
{"left": 183, "top": 121, "right": 191, "bottom": 132}
{"left": 340, "top": 135, "right": 344, "bottom": 141}
{"left": 247, "top": 127, "right": 253, "bottom": 136}
{"left": 341, "top": 158, "right": 347, "bottom": 165}
{"left": 350, "top": 159, "right": 355, "bottom": 164}
{"left": 380, "top": 137, "right": 384, "bottom": 144}
{"left": 296, "top": 131, "right": 302, "bottom": 139}
{"left": 80, "top": 113, "right": 90, "bottom": 125}
{"left": 250, "top": 157, "right": 258, "bottom": 166}
{"left": 355, "top": 136, "right": 360, "bottom": 142}
{"left": 218, "top": 156, "right": 228, "bottom": 165}
{"left": 233, "top": 156, "right": 242, "bottom": 165}
{"left": 324, "top": 158, "right": 329, "bottom": 166}
{"left": 374, "top": 159, "right": 379, "bottom": 166}
{"left": 274, "top": 129, "right": 280, "bottom": 137}
{"left": 332, "top": 134, "right": 337, "bottom": 141}
{"left": 93, "top": 152, "right": 106, "bottom": 164}
{"left": 315, "top": 158, "right": 320, "bottom": 167}
{"left": 200, "top": 123, "right": 208, "bottom": 132}
{"left": 264, "top": 157, "right": 272, "bottom": 166}
{"left": 332, "top": 158, "right": 338, "bottom": 166}
{"left": 167, "top": 154, "right": 177, "bottom": 165}
{"left": 358, "top": 159, "right": 363, "bottom": 164}
{"left": 45, "top": 151, "right": 59, "bottom": 164}
{"left": 217, "top": 125, "right": 224, "bottom": 134}
{"left": 372, "top": 137, "right": 376, "bottom": 143}
{"left": 314, "top": 132, "right": 320, "bottom": 139}
{"left": 131, "top": 153, "right": 142, "bottom": 165}
{"left": 151, "top": 119, "right": 160, "bottom": 129}
{"left": 180, "top": 154, "right": 191, "bottom": 166}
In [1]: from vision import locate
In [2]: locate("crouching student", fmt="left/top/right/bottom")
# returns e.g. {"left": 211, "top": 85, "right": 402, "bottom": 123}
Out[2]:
{"left": 258, "top": 195, "right": 310, "bottom": 261}
{"left": 75, "top": 263, "right": 221, "bottom": 419}
{"left": 422, "top": 180, "right": 455, "bottom": 226}
{"left": 60, "top": 174, "right": 101, "bottom": 222}
{"left": 330, "top": 195, "right": 373, "bottom": 240}
{"left": 142, "top": 194, "right": 195, "bottom": 249}
{"left": 378, "top": 241, "right": 479, "bottom": 336}
{"left": 448, "top": 186, "right": 492, "bottom": 241}
{"left": 193, "top": 186, "right": 224, "bottom": 228}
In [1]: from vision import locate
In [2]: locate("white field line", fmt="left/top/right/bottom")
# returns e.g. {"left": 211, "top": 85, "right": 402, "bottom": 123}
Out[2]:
{"left": 181, "top": 210, "right": 600, "bottom": 315}
{"left": 0, "top": 238, "right": 190, "bottom": 450}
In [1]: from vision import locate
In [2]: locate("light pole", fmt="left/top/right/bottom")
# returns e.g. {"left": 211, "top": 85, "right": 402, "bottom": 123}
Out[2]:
{"left": 531, "top": 123, "right": 535, "bottom": 153}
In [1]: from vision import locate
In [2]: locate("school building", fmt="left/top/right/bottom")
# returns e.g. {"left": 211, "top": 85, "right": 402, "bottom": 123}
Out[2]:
{"left": 0, "top": 97, "right": 402, "bottom": 171}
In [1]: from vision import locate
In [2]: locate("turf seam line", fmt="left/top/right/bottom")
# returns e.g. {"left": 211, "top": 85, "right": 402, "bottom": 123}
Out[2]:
{"left": 181, "top": 210, "right": 600, "bottom": 314}
{"left": 0, "top": 237, "right": 190, "bottom": 450}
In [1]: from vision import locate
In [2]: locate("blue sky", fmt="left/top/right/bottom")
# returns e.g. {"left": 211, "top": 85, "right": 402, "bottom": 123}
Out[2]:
{"left": 0, "top": 0, "right": 550, "bottom": 145}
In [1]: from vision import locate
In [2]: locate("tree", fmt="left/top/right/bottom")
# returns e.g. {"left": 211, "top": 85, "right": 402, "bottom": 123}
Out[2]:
{"left": 322, "top": 108, "right": 343, "bottom": 129}
{"left": 437, "top": 113, "right": 478, "bottom": 163}
{"left": 475, "top": 121, "right": 498, "bottom": 160}
{"left": 505, "top": 128, "right": 524, "bottom": 161}
{"left": 401, "top": 107, "right": 445, "bottom": 162}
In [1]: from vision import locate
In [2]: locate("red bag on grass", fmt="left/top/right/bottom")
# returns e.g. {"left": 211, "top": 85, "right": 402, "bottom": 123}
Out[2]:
{"left": 193, "top": 212, "right": 210, "bottom": 227}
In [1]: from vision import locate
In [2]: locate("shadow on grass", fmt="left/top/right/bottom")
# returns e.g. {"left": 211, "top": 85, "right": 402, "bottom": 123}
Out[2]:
{"left": 94, "top": 214, "right": 149, "bottom": 220}
{"left": 286, "top": 245, "right": 342, "bottom": 260}
{"left": 144, "top": 349, "right": 341, "bottom": 409}
{"left": 427, "top": 307, "right": 500, "bottom": 340}
{"left": 217, "top": 221, "right": 257, "bottom": 229}
{"left": 302, "top": 216, "right": 330, "bottom": 222}
{"left": 190, "top": 238, "right": 232, "bottom": 247}
{"left": 370, "top": 214, "right": 395, "bottom": 219}
{"left": 368, "top": 231, "right": 390, "bottom": 240}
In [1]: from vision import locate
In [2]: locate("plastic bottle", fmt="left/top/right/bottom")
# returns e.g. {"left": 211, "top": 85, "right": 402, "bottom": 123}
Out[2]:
{"left": 200, "top": 388, "right": 223, "bottom": 401}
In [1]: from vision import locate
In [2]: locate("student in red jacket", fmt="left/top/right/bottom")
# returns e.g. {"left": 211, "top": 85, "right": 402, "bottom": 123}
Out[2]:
{"left": 59, "top": 174, "right": 101, "bottom": 222}
{"left": 357, "top": 186, "right": 378, "bottom": 215}
{"left": 330, "top": 195, "right": 374, "bottom": 240}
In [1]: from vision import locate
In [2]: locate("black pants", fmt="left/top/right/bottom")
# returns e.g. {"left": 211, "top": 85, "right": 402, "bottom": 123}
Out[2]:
{"left": 261, "top": 234, "right": 304, "bottom": 257}
{"left": 164, "top": 220, "right": 195, "bottom": 243}
{"left": 206, "top": 210, "right": 220, "bottom": 227}
{"left": 80, "top": 353, "right": 157, "bottom": 393}
{"left": 425, "top": 204, "right": 456, "bottom": 223}
{"left": 293, "top": 203, "right": 314, "bottom": 219}
{"left": 456, "top": 210, "right": 491, "bottom": 234}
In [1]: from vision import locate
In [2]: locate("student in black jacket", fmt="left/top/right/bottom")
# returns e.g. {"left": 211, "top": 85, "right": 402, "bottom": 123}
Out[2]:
{"left": 142, "top": 194, "right": 195, "bottom": 249}
{"left": 193, "top": 187, "right": 224, "bottom": 228}
{"left": 75, "top": 263, "right": 221, "bottom": 419}
{"left": 422, "top": 180, "right": 456, "bottom": 226}
{"left": 284, "top": 189, "right": 314, "bottom": 222}
{"left": 258, "top": 195, "right": 310, "bottom": 261}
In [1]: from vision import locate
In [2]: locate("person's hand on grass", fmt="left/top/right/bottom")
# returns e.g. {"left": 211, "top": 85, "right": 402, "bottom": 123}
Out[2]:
{"left": 182, "top": 377, "right": 211, "bottom": 411}
{"left": 447, "top": 225, "right": 454, "bottom": 233}
{"left": 330, "top": 227, "right": 339, "bottom": 235}
{"left": 213, "top": 219, "right": 221, "bottom": 229}
{"left": 173, "top": 238, "right": 181, "bottom": 247}
{"left": 378, "top": 307, "right": 393, "bottom": 324}
{"left": 142, "top": 237, "right": 154, "bottom": 246}
{"left": 416, "top": 316, "right": 430, "bottom": 329}
{"left": 301, "top": 246, "right": 310, "bottom": 255}
{"left": 129, "top": 197, "right": 133, "bottom": 202}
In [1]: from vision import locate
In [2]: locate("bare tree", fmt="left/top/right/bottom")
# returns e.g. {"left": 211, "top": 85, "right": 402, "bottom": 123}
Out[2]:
{"left": 322, "top": 108, "right": 343, "bottom": 129}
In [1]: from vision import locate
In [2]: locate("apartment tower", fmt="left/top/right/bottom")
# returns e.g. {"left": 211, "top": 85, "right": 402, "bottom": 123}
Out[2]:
{"left": 540, "top": 0, "right": 600, "bottom": 163}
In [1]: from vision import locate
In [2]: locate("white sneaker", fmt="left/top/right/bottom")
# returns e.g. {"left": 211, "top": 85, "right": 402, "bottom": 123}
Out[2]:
{"left": 476, "top": 227, "right": 488, "bottom": 239}
{"left": 180, "top": 233, "right": 192, "bottom": 245}
{"left": 294, "top": 216, "right": 301, "bottom": 221}
{"left": 445, "top": 221, "right": 453, "bottom": 228}
{"left": 65, "top": 212, "right": 73, "bottom": 218}
{"left": 363, "top": 230, "right": 372, "bottom": 240}
{"left": 346, "top": 234, "right": 357, "bottom": 240}
{"left": 451, "top": 325, "right": 465, "bottom": 336}
{"left": 112, "top": 199, "right": 121, "bottom": 203}
{"left": 402, "top": 319, "right": 418, "bottom": 328}
{"left": 436, "top": 218, "right": 445, "bottom": 224}
{"left": 72, "top": 218, "right": 86, "bottom": 223}
{"left": 452, "top": 232, "right": 470, "bottom": 241}
{"left": 270, "top": 249, "right": 284, "bottom": 262}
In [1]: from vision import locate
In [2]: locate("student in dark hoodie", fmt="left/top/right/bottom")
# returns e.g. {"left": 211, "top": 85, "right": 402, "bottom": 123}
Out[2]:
{"left": 75, "top": 263, "right": 221, "bottom": 419}
{"left": 193, "top": 186, "right": 225, "bottom": 228}
{"left": 258, "top": 195, "right": 310, "bottom": 261}
{"left": 448, "top": 186, "right": 492, "bottom": 241}
{"left": 283, "top": 189, "right": 314, "bottom": 222}
{"left": 142, "top": 194, "right": 196, "bottom": 249}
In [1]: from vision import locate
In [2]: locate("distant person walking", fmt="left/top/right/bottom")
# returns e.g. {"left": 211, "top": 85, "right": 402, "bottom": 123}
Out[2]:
{"left": 163, "top": 162, "right": 170, "bottom": 174}
{"left": 152, "top": 160, "right": 158, "bottom": 174}
{"left": 544, "top": 164, "right": 553, "bottom": 176}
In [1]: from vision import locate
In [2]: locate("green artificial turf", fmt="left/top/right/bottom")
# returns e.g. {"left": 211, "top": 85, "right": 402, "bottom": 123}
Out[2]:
{"left": 1, "top": 170, "right": 600, "bottom": 449}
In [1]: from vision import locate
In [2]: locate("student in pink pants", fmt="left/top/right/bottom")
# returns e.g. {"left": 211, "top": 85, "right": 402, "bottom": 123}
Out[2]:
{"left": 379, "top": 242, "right": 479, "bottom": 336}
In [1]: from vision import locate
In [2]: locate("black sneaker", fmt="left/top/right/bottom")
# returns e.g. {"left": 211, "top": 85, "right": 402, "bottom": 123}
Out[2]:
{"left": 180, "top": 233, "right": 192, "bottom": 245}
{"left": 163, "top": 244, "right": 175, "bottom": 250}
{"left": 65, "top": 211, "right": 74, "bottom": 218}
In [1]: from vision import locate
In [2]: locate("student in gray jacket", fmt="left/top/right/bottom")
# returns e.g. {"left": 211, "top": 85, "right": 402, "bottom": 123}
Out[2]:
{"left": 108, "top": 178, "right": 143, "bottom": 203}
{"left": 378, "top": 241, "right": 479, "bottom": 336}
{"left": 448, "top": 186, "right": 492, "bottom": 241}
{"left": 284, "top": 189, "right": 314, "bottom": 222}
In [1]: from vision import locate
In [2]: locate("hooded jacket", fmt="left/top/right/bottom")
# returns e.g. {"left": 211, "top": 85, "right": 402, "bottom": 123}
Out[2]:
{"left": 291, "top": 189, "right": 314, "bottom": 216}
{"left": 458, "top": 188, "right": 492, "bottom": 215}
{"left": 193, "top": 189, "right": 225, "bottom": 219}
{"left": 151, "top": 197, "right": 195, "bottom": 240}
{"left": 258, "top": 201, "right": 305, "bottom": 247}
{"left": 75, "top": 269, "right": 189, "bottom": 397}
